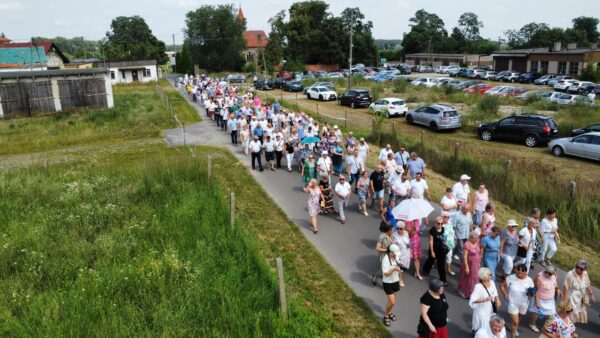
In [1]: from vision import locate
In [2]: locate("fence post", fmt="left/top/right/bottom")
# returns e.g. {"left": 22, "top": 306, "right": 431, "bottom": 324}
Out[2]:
{"left": 454, "top": 142, "right": 460, "bottom": 158}
{"left": 276, "top": 257, "right": 288, "bottom": 320}
{"left": 503, "top": 160, "right": 512, "bottom": 176}
{"left": 344, "top": 111, "right": 347, "bottom": 128}
{"left": 230, "top": 191, "right": 235, "bottom": 229}
{"left": 182, "top": 123, "right": 186, "bottom": 146}
{"left": 420, "top": 131, "right": 425, "bottom": 146}
{"left": 207, "top": 155, "right": 212, "bottom": 178}
{"left": 569, "top": 181, "right": 577, "bottom": 201}
{"left": 316, "top": 103, "right": 319, "bottom": 118}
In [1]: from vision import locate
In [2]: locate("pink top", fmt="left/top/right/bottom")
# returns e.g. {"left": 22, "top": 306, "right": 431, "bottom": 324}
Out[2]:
{"left": 474, "top": 190, "right": 488, "bottom": 212}
{"left": 254, "top": 98, "right": 260, "bottom": 107}
{"left": 537, "top": 271, "right": 558, "bottom": 300}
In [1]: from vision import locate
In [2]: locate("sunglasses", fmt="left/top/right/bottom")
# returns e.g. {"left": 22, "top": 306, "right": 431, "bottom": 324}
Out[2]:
{"left": 437, "top": 222, "right": 443, "bottom": 225}
{"left": 443, "top": 216, "right": 449, "bottom": 218}
{"left": 576, "top": 266, "right": 586, "bottom": 271}
{"left": 566, "top": 309, "right": 573, "bottom": 313}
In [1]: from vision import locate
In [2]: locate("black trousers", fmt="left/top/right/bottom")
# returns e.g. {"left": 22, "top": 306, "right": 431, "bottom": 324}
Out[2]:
{"left": 216, "top": 114, "right": 222, "bottom": 127}
{"left": 251, "top": 152, "right": 263, "bottom": 170}
{"left": 423, "top": 249, "right": 447, "bottom": 282}
{"left": 231, "top": 130, "right": 238, "bottom": 144}
{"left": 275, "top": 151, "right": 283, "bottom": 168}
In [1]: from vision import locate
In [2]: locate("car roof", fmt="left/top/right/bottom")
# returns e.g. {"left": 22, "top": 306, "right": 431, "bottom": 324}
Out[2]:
{"left": 576, "top": 132, "right": 600, "bottom": 136}
{"left": 381, "top": 97, "right": 404, "bottom": 101}
{"left": 429, "top": 104, "right": 456, "bottom": 111}
{"left": 513, "top": 114, "right": 553, "bottom": 119}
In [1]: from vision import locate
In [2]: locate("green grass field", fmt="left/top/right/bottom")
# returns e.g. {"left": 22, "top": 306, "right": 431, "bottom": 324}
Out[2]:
{"left": 0, "top": 81, "right": 389, "bottom": 337}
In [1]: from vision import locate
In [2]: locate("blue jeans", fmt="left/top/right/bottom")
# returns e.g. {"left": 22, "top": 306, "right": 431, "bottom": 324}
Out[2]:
{"left": 349, "top": 172, "right": 360, "bottom": 192}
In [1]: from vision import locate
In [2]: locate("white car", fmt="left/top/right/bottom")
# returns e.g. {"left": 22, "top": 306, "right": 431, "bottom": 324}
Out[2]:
{"left": 369, "top": 98, "right": 408, "bottom": 117}
{"left": 483, "top": 71, "right": 497, "bottom": 80}
{"left": 554, "top": 79, "right": 577, "bottom": 91}
{"left": 326, "top": 72, "right": 344, "bottom": 79}
{"left": 484, "top": 86, "right": 515, "bottom": 96}
{"left": 433, "top": 77, "right": 453, "bottom": 87}
{"left": 567, "top": 81, "right": 594, "bottom": 94}
{"left": 549, "top": 132, "right": 600, "bottom": 161}
{"left": 444, "top": 65, "right": 460, "bottom": 74}
{"left": 469, "top": 69, "right": 487, "bottom": 79}
{"left": 543, "top": 91, "right": 564, "bottom": 102}
{"left": 306, "top": 86, "right": 337, "bottom": 101}
{"left": 411, "top": 77, "right": 434, "bottom": 87}
{"left": 552, "top": 93, "right": 594, "bottom": 106}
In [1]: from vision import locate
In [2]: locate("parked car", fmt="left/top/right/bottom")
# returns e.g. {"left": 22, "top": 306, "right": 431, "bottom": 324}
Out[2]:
{"left": 534, "top": 74, "right": 558, "bottom": 85}
{"left": 433, "top": 78, "right": 455, "bottom": 87}
{"left": 571, "top": 123, "right": 600, "bottom": 136}
{"left": 338, "top": 89, "right": 372, "bottom": 108}
{"left": 490, "top": 71, "right": 510, "bottom": 81}
{"left": 553, "top": 93, "right": 594, "bottom": 106}
{"left": 282, "top": 80, "right": 303, "bottom": 92}
{"left": 326, "top": 72, "right": 345, "bottom": 79}
{"left": 518, "top": 72, "right": 541, "bottom": 83}
{"left": 478, "top": 114, "right": 559, "bottom": 147}
{"left": 276, "top": 71, "right": 295, "bottom": 80}
{"left": 548, "top": 75, "right": 574, "bottom": 87}
{"left": 306, "top": 86, "right": 337, "bottom": 101}
{"left": 274, "top": 77, "right": 286, "bottom": 89}
{"left": 554, "top": 79, "right": 577, "bottom": 92}
{"left": 303, "top": 82, "right": 335, "bottom": 94}
{"left": 455, "top": 80, "right": 483, "bottom": 89}
{"left": 411, "top": 77, "right": 435, "bottom": 87}
{"left": 482, "top": 71, "right": 498, "bottom": 80}
{"left": 542, "top": 91, "right": 564, "bottom": 102}
{"left": 406, "top": 104, "right": 462, "bottom": 131}
{"left": 226, "top": 74, "right": 246, "bottom": 83}
{"left": 509, "top": 87, "right": 529, "bottom": 97}
{"left": 501, "top": 72, "right": 521, "bottom": 83}
{"left": 437, "top": 66, "right": 449, "bottom": 74}
{"left": 464, "top": 83, "right": 494, "bottom": 94}
{"left": 447, "top": 66, "right": 461, "bottom": 76}
{"left": 515, "top": 91, "right": 544, "bottom": 101}
{"left": 254, "top": 78, "right": 274, "bottom": 90}
{"left": 469, "top": 69, "right": 488, "bottom": 79}
{"left": 484, "top": 86, "right": 515, "bottom": 96}
{"left": 458, "top": 68, "right": 473, "bottom": 78}
{"left": 567, "top": 81, "right": 595, "bottom": 94}
{"left": 578, "top": 83, "right": 600, "bottom": 95}
{"left": 548, "top": 132, "right": 600, "bottom": 161}
{"left": 369, "top": 98, "right": 408, "bottom": 117}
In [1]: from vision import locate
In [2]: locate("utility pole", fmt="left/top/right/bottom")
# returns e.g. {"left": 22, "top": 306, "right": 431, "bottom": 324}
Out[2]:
{"left": 428, "top": 37, "right": 433, "bottom": 67}
{"left": 348, "top": 11, "right": 354, "bottom": 88}
{"left": 172, "top": 34, "right": 176, "bottom": 52}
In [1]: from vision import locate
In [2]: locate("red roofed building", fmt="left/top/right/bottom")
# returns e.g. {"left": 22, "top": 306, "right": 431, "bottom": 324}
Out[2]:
{"left": 0, "top": 40, "right": 69, "bottom": 69}
{"left": 237, "top": 7, "right": 268, "bottom": 63}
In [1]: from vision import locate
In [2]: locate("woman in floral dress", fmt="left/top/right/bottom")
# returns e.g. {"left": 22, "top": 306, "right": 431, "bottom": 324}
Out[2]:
{"left": 405, "top": 219, "right": 423, "bottom": 280}
{"left": 304, "top": 178, "right": 324, "bottom": 234}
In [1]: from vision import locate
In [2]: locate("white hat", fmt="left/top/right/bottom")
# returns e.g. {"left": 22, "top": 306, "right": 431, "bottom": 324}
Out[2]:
{"left": 460, "top": 174, "right": 471, "bottom": 181}
{"left": 322, "top": 150, "right": 329, "bottom": 155}
{"left": 507, "top": 219, "right": 519, "bottom": 227}
{"left": 389, "top": 244, "right": 401, "bottom": 257}
{"left": 360, "top": 137, "right": 365, "bottom": 141}
{"left": 333, "top": 125, "right": 338, "bottom": 129}
{"left": 395, "top": 167, "right": 404, "bottom": 174}
{"left": 441, "top": 211, "right": 451, "bottom": 217}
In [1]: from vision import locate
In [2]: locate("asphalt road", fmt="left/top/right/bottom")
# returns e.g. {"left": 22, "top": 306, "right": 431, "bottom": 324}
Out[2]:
{"left": 163, "top": 78, "right": 600, "bottom": 338}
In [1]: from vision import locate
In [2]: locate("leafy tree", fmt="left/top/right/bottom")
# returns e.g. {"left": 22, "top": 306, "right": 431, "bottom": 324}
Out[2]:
{"left": 572, "top": 16, "right": 600, "bottom": 44}
{"left": 339, "top": 7, "right": 377, "bottom": 66}
{"left": 264, "top": 10, "right": 286, "bottom": 68}
{"left": 175, "top": 45, "right": 193, "bottom": 74}
{"left": 105, "top": 16, "right": 167, "bottom": 64}
{"left": 401, "top": 10, "right": 451, "bottom": 55}
{"left": 184, "top": 4, "right": 246, "bottom": 72}
{"left": 285, "top": 0, "right": 336, "bottom": 64}
{"left": 450, "top": 27, "right": 467, "bottom": 53}
{"left": 458, "top": 12, "right": 483, "bottom": 43}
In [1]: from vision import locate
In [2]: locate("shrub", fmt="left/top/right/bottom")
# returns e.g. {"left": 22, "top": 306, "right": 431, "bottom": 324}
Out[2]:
{"left": 243, "top": 62, "right": 256, "bottom": 73}
{"left": 405, "top": 95, "right": 419, "bottom": 103}
{"left": 392, "top": 79, "right": 408, "bottom": 93}
{"left": 444, "top": 85, "right": 457, "bottom": 95}
{"left": 371, "top": 84, "right": 384, "bottom": 101}
{"left": 477, "top": 95, "right": 500, "bottom": 115}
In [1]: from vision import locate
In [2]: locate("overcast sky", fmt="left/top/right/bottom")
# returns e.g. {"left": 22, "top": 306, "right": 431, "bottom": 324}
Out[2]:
{"left": 0, "top": 0, "right": 596, "bottom": 44}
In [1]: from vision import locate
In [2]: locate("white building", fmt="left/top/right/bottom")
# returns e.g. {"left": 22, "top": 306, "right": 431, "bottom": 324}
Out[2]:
{"left": 102, "top": 60, "right": 161, "bottom": 84}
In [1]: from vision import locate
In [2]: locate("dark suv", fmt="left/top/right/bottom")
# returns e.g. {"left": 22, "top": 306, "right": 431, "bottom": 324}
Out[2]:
{"left": 254, "top": 78, "right": 274, "bottom": 90}
{"left": 477, "top": 114, "right": 559, "bottom": 147}
{"left": 338, "top": 89, "right": 372, "bottom": 108}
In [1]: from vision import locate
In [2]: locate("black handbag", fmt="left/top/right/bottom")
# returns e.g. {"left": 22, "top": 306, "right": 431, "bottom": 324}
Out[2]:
{"left": 516, "top": 245, "right": 528, "bottom": 258}
{"left": 482, "top": 282, "right": 497, "bottom": 314}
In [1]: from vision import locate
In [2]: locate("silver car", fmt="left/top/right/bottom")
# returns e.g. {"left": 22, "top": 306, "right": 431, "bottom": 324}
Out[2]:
{"left": 548, "top": 132, "right": 600, "bottom": 161}
{"left": 406, "top": 104, "right": 462, "bottom": 131}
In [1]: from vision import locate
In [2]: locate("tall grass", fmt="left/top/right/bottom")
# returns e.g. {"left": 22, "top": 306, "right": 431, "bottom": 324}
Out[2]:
{"left": 0, "top": 82, "right": 198, "bottom": 156}
{"left": 0, "top": 152, "right": 327, "bottom": 336}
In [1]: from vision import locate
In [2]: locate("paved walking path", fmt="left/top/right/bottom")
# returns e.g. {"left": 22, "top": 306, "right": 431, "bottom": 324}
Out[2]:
{"left": 163, "top": 80, "right": 600, "bottom": 338}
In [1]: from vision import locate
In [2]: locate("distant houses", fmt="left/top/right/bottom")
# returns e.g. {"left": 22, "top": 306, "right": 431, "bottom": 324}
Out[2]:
{"left": 101, "top": 60, "right": 160, "bottom": 84}
{"left": 0, "top": 38, "right": 69, "bottom": 71}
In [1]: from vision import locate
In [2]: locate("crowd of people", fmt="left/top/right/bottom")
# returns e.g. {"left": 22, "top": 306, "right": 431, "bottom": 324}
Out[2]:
{"left": 177, "top": 74, "right": 595, "bottom": 338}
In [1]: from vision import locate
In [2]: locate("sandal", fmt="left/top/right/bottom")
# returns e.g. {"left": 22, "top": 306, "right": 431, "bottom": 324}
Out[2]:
{"left": 415, "top": 273, "right": 423, "bottom": 280}
{"left": 371, "top": 274, "right": 378, "bottom": 286}
{"left": 389, "top": 313, "right": 397, "bottom": 321}
{"left": 399, "top": 281, "right": 406, "bottom": 288}
{"left": 529, "top": 324, "right": 540, "bottom": 333}
{"left": 383, "top": 316, "right": 391, "bottom": 326}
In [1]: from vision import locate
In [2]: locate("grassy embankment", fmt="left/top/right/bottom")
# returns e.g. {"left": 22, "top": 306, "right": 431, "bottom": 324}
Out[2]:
{"left": 0, "top": 81, "right": 389, "bottom": 337}
{"left": 258, "top": 91, "right": 600, "bottom": 285}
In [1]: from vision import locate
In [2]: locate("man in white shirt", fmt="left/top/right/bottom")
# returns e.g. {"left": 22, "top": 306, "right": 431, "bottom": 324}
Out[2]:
{"left": 346, "top": 149, "right": 364, "bottom": 193}
{"left": 378, "top": 144, "right": 394, "bottom": 161}
{"left": 539, "top": 208, "right": 559, "bottom": 266}
{"left": 249, "top": 136, "right": 264, "bottom": 171}
{"left": 474, "top": 315, "right": 507, "bottom": 338}
{"left": 410, "top": 172, "right": 430, "bottom": 200}
{"left": 392, "top": 172, "right": 411, "bottom": 202}
{"left": 316, "top": 151, "right": 332, "bottom": 182}
{"left": 335, "top": 176, "right": 352, "bottom": 224}
{"left": 452, "top": 174, "right": 471, "bottom": 207}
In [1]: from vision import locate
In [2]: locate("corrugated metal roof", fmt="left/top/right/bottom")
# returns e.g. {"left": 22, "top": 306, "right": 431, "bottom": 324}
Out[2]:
{"left": 0, "top": 46, "right": 47, "bottom": 64}
{"left": 0, "top": 67, "right": 109, "bottom": 80}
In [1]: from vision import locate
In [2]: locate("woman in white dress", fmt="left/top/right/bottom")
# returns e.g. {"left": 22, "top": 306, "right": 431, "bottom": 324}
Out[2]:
{"left": 240, "top": 124, "right": 250, "bottom": 155}
{"left": 391, "top": 221, "right": 411, "bottom": 287}
{"left": 469, "top": 267, "right": 501, "bottom": 335}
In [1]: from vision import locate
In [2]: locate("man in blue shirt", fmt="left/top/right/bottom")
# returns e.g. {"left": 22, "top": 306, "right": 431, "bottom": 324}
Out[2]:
{"left": 228, "top": 114, "right": 239, "bottom": 145}
{"left": 407, "top": 152, "right": 427, "bottom": 179}
{"left": 253, "top": 124, "right": 264, "bottom": 143}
